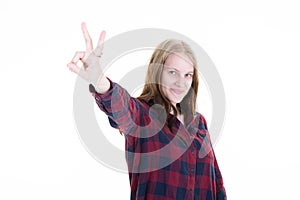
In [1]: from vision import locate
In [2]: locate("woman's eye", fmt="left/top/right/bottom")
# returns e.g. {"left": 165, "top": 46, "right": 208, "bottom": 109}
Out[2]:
{"left": 186, "top": 73, "right": 193, "bottom": 78}
{"left": 169, "top": 71, "right": 176, "bottom": 75}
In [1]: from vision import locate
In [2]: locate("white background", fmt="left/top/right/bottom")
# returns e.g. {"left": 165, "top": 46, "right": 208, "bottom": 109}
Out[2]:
{"left": 1, "top": 0, "right": 300, "bottom": 199}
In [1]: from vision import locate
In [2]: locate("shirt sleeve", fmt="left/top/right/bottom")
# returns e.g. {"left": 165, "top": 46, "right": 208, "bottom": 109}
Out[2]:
{"left": 214, "top": 157, "right": 227, "bottom": 200}
{"left": 92, "top": 78, "right": 151, "bottom": 135}
{"left": 200, "top": 114, "right": 227, "bottom": 200}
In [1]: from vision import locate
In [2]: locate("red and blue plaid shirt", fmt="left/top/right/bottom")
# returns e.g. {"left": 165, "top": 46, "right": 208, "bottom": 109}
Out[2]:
{"left": 93, "top": 79, "right": 226, "bottom": 200}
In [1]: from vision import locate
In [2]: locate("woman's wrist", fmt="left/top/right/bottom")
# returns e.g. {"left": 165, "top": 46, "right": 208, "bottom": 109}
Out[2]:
{"left": 92, "top": 77, "right": 111, "bottom": 94}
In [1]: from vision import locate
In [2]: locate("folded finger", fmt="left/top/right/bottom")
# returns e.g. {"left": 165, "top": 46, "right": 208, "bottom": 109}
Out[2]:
{"left": 71, "top": 51, "right": 85, "bottom": 64}
{"left": 67, "top": 62, "right": 80, "bottom": 74}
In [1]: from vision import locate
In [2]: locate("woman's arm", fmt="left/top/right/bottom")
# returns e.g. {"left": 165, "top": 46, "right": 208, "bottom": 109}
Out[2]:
{"left": 214, "top": 156, "right": 227, "bottom": 199}
{"left": 93, "top": 79, "right": 161, "bottom": 136}
{"left": 67, "top": 23, "right": 165, "bottom": 137}
{"left": 199, "top": 114, "right": 227, "bottom": 199}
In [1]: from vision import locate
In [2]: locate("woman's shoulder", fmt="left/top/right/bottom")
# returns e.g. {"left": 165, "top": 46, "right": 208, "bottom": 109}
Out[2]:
{"left": 194, "top": 112, "right": 208, "bottom": 130}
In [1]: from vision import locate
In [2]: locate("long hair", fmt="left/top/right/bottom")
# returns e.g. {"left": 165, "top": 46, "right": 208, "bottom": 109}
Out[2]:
{"left": 138, "top": 39, "right": 199, "bottom": 128}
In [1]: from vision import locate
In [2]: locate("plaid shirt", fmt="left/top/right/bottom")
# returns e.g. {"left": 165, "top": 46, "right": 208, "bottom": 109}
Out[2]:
{"left": 93, "top": 79, "right": 226, "bottom": 200}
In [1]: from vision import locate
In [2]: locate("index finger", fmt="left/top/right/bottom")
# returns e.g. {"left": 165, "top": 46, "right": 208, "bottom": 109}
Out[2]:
{"left": 81, "top": 22, "right": 93, "bottom": 51}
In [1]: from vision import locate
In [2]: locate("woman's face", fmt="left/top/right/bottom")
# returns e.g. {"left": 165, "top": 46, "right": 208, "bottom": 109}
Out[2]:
{"left": 161, "top": 53, "right": 194, "bottom": 106}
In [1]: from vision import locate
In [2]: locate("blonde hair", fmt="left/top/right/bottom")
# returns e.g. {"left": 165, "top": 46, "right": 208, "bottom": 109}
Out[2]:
{"left": 138, "top": 39, "right": 199, "bottom": 128}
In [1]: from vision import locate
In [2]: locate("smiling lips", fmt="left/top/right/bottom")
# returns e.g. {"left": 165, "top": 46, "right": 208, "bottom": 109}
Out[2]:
{"left": 170, "top": 88, "right": 185, "bottom": 95}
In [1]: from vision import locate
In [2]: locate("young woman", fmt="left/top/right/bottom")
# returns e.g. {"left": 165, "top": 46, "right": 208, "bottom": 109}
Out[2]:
{"left": 67, "top": 22, "right": 226, "bottom": 200}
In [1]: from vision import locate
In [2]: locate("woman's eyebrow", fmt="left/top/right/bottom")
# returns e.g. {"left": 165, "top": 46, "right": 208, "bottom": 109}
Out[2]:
{"left": 164, "top": 66, "right": 193, "bottom": 74}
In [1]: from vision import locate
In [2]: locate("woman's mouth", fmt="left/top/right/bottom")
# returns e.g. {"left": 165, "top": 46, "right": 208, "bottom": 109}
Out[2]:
{"left": 170, "top": 88, "right": 185, "bottom": 95}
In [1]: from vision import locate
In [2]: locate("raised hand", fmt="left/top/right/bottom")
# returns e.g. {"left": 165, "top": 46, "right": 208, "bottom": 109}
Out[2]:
{"left": 67, "top": 22, "right": 110, "bottom": 93}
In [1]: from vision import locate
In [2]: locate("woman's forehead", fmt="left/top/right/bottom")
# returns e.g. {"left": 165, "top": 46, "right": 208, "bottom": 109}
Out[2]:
{"left": 164, "top": 53, "right": 194, "bottom": 72}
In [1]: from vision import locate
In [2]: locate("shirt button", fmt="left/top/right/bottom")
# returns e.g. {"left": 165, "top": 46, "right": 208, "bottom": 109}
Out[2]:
{"left": 191, "top": 150, "right": 195, "bottom": 154}
{"left": 191, "top": 168, "right": 194, "bottom": 172}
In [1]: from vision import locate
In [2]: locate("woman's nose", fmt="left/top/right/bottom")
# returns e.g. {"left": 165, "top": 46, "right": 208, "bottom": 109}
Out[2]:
{"left": 175, "top": 76, "right": 186, "bottom": 87}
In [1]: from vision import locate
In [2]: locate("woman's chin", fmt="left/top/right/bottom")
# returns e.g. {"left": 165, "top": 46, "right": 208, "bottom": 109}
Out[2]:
{"left": 170, "top": 97, "right": 184, "bottom": 105}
